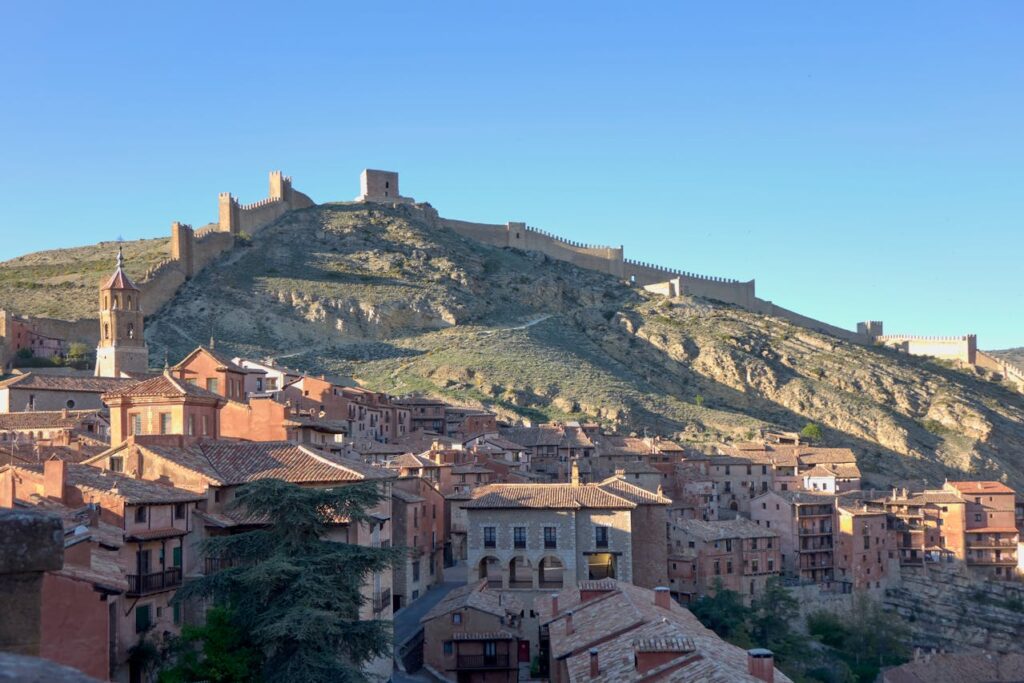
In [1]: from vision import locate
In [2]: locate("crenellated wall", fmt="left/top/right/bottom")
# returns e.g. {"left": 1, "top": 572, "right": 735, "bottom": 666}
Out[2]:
{"left": 873, "top": 334, "right": 977, "bottom": 364}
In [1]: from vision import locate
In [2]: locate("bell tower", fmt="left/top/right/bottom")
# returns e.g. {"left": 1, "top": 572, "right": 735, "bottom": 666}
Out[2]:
{"left": 95, "top": 248, "right": 149, "bottom": 377}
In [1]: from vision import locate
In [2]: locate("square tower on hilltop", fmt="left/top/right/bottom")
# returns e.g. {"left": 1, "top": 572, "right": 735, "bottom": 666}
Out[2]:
{"left": 357, "top": 169, "right": 414, "bottom": 203}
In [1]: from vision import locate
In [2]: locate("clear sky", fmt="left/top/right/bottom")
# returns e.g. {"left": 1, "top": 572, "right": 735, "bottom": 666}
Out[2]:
{"left": 1, "top": 2, "right": 1021, "bottom": 347}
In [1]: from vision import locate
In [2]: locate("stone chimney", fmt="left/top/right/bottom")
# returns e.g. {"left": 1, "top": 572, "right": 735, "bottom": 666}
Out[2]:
{"left": 565, "top": 610, "right": 574, "bottom": 635}
{"left": 654, "top": 586, "right": 671, "bottom": 610}
{"left": 747, "top": 648, "right": 775, "bottom": 683}
{"left": 43, "top": 459, "right": 66, "bottom": 503}
{"left": 570, "top": 460, "right": 580, "bottom": 487}
{"left": 589, "top": 648, "right": 599, "bottom": 677}
{"left": 550, "top": 593, "right": 559, "bottom": 617}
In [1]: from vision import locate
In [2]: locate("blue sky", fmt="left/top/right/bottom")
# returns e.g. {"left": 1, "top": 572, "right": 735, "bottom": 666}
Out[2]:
{"left": 1, "top": 2, "right": 1021, "bottom": 347}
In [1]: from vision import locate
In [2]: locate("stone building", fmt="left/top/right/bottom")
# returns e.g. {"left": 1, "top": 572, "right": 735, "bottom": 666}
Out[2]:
{"left": 1, "top": 459, "right": 203, "bottom": 683}
{"left": 835, "top": 504, "right": 898, "bottom": 592}
{"left": 420, "top": 580, "right": 524, "bottom": 683}
{"left": 534, "top": 580, "right": 789, "bottom": 682}
{"left": 463, "top": 465, "right": 669, "bottom": 590}
{"left": 947, "top": 481, "right": 1019, "bottom": 577}
{"left": 0, "top": 373, "right": 136, "bottom": 413}
{"left": 667, "top": 517, "right": 781, "bottom": 604}
{"left": 750, "top": 490, "right": 838, "bottom": 584}
{"left": 392, "top": 476, "right": 446, "bottom": 609}
{"left": 95, "top": 249, "right": 150, "bottom": 379}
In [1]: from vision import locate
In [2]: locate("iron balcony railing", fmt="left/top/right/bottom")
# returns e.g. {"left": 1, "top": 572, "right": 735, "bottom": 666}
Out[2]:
{"left": 456, "top": 654, "right": 511, "bottom": 670}
{"left": 372, "top": 589, "right": 391, "bottom": 614}
{"left": 127, "top": 568, "right": 182, "bottom": 596}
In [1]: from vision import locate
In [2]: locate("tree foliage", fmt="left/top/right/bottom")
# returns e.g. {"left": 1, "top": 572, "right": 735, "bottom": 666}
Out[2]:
{"left": 800, "top": 422, "right": 824, "bottom": 442}
{"left": 159, "top": 607, "right": 260, "bottom": 683}
{"left": 688, "top": 579, "right": 751, "bottom": 643}
{"left": 172, "top": 479, "right": 402, "bottom": 683}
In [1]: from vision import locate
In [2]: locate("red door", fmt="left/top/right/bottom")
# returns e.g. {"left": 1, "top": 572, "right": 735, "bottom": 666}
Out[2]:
{"left": 518, "top": 640, "right": 530, "bottom": 663}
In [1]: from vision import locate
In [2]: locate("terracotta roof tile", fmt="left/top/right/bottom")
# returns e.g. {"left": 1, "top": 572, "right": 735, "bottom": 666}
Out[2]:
{"left": 6, "top": 463, "right": 203, "bottom": 504}
{"left": 597, "top": 477, "right": 670, "bottom": 505}
{"left": 0, "top": 410, "right": 103, "bottom": 431}
{"left": 102, "top": 372, "right": 225, "bottom": 401}
{"left": 421, "top": 580, "right": 523, "bottom": 623}
{"left": 0, "top": 372, "right": 140, "bottom": 393}
{"left": 465, "top": 483, "right": 636, "bottom": 510}
{"left": 947, "top": 481, "right": 1016, "bottom": 495}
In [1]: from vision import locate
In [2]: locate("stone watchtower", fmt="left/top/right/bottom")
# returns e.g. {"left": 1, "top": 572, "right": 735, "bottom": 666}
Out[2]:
{"left": 356, "top": 169, "right": 414, "bottom": 203}
{"left": 95, "top": 248, "right": 149, "bottom": 377}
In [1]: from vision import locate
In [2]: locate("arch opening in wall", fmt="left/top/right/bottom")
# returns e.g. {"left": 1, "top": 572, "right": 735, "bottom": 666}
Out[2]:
{"left": 509, "top": 556, "right": 533, "bottom": 589}
{"left": 479, "top": 556, "right": 502, "bottom": 587}
{"left": 539, "top": 555, "right": 564, "bottom": 589}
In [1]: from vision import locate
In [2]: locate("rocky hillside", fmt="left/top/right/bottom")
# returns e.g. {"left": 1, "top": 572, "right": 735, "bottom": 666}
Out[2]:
{"left": 993, "top": 348, "right": 1024, "bottom": 368}
{"left": 4, "top": 202, "right": 1024, "bottom": 489}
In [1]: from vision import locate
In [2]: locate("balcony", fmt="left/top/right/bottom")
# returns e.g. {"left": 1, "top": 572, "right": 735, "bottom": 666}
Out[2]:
{"left": 373, "top": 588, "right": 392, "bottom": 614}
{"left": 204, "top": 556, "right": 245, "bottom": 574}
{"left": 966, "top": 538, "right": 1018, "bottom": 549}
{"left": 456, "top": 654, "right": 511, "bottom": 670}
{"left": 127, "top": 568, "right": 182, "bottom": 596}
{"left": 798, "top": 528, "right": 833, "bottom": 536}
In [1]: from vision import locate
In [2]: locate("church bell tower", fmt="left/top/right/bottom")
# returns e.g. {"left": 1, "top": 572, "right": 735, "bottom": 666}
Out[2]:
{"left": 95, "top": 248, "right": 149, "bottom": 377}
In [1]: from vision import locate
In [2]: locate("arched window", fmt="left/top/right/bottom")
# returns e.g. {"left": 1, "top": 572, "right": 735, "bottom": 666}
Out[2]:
{"left": 127, "top": 296, "right": 132, "bottom": 309}
{"left": 104, "top": 323, "right": 109, "bottom": 340}
{"left": 112, "top": 295, "right": 119, "bottom": 309}
{"left": 127, "top": 323, "right": 135, "bottom": 340}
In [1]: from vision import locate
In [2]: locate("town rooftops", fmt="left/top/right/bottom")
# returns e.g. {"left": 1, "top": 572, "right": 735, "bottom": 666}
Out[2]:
{"left": 101, "top": 370, "right": 226, "bottom": 401}
{"left": 98, "top": 440, "right": 395, "bottom": 487}
{"left": 946, "top": 481, "right": 1016, "bottom": 495}
{"left": 0, "top": 372, "right": 139, "bottom": 393}
{"left": 803, "top": 463, "right": 862, "bottom": 479}
{"left": 390, "top": 452, "right": 442, "bottom": 469}
{"left": 672, "top": 517, "right": 779, "bottom": 541}
{"left": 597, "top": 477, "right": 671, "bottom": 505}
{"left": 174, "top": 346, "right": 264, "bottom": 374}
{"left": 420, "top": 580, "right": 523, "bottom": 623}
{"left": 0, "top": 410, "right": 104, "bottom": 431}
{"left": 465, "top": 483, "right": 640, "bottom": 510}
{"left": 4, "top": 462, "right": 203, "bottom": 504}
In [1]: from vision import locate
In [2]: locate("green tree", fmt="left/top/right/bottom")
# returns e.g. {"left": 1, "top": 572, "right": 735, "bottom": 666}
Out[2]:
{"left": 694, "top": 395, "right": 705, "bottom": 407}
{"left": 842, "top": 595, "right": 910, "bottom": 681}
{"left": 160, "top": 607, "right": 260, "bottom": 683}
{"left": 800, "top": 422, "right": 824, "bottom": 442}
{"left": 689, "top": 579, "right": 751, "bottom": 642}
{"left": 806, "top": 610, "right": 849, "bottom": 649}
{"left": 174, "top": 479, "right": 402, "bottom": 683}
{"left": 750, "top": 577, "right": 799, "bottom": 648}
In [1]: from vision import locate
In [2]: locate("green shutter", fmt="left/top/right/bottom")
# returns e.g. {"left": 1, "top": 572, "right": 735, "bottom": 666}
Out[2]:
{"left": 172, "top": 546, "right": 182, "bottom": 567}
{"left": 135, "top": 605, "right": 151, "bottom": 633}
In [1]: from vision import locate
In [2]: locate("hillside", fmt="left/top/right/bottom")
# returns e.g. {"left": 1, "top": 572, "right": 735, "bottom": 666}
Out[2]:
{"left": 0, "top": 237, "right": 168, "bottom": 319}
{"left": 120, "top": 201, "right": 1024, "bottom": 490}
{"left": 993, "top": 348, "right": 1024, "bottom": 368}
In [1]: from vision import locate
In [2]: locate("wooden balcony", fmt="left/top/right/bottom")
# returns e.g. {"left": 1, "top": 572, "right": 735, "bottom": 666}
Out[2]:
{"left": 127, "top": 568, "right": 182, "bottom": 596}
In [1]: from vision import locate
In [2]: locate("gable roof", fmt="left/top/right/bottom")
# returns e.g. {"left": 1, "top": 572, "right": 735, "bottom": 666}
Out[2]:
{"left": 0, "top": 410, "right": 104, "bottom": 431}
{"left": 4, "top": 462, "right": 203, "bottom": 504}
{"left": 465, "top": 483, "right": 636, "bottom": 510}
{"left": 101, "top": 371, "right": 226, "bottom": 401}
{"left": 173, "top": 346, "right": 257, "bottom": 374}
{"left": 0, "top": 372, "right": 139, "bottom": 393}
{"left": 597, "top": 477, "right": 670, "bottom": 505}
{"left": 420, "top": 580, "right": 523, "bottom": 623}
{"left": 947, "top": 481, "right": 1016, "bottom": 495}
{"left": 131, "top": 440, "right": 395, "bottom": 486}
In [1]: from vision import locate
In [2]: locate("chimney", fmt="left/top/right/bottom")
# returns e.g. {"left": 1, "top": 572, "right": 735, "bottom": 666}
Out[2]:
{"left": 654, "top": 586, "right": 671, "bottom": 610}
{"left": 0, "top": 470, "right": 15, "bottom": 508}
{"left": 570, "top": 460, "right": 580, "bottom": 487}
{"left": 44, "top": 459, "right": 67, "bottom": 503}
{"left": 589, "top": 648, "right": 599, "bottom": 677}
{"left": 565, "top": 610, "right": 574, "bottom": 635}
{"left": 747, "top": 648, "right": 775, "bottom": 683}
{"left": 550, "top": 593, "right": 560, "bottom": 617}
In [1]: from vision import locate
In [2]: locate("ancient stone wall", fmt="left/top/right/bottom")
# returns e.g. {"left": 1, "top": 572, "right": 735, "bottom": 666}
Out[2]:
{"left": 874, "top": 334, "right": 978, "bottom": 364}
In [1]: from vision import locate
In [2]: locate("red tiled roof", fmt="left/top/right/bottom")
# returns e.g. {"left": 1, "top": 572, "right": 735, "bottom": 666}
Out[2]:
{"left": 597, "top": 477, "right": 670, "bottom": 505}
{"left": 102, "top": 372, "right": 225, "bottom": 401}
{"left": 0, "top": 410, "right": 103, "bottom": 431}
{"left": 5, "top": 463, "right": 203, "bottom": 504}
{"left": 947, "top": 481, "right": 1016, "bottom": 495}
{"left": 103, "top": 266, "right": 139, "bottom": 291}
{"left": 465, "top": 483, "right": 636, "bottom": 509}
{"left": 0, "top": 372, "right": 139, "bottom": 393}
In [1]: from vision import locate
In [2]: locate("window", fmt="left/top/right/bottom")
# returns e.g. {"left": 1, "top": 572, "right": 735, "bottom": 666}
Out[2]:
{"left": 412, "top": 560, "right": 420, "bottom": 582}
{"left": 725, "top": 539, "right": 732, "bottom": 552}
{"left": 65, "top": 399, "right": 75, "bottom": 409}
{"left": 134, "top": 506, "right": 147, "bottom": 523}
{"left": 173, "top": 546, "right": 182, "bottom": 568}
{"left": 130, "top": 414, "right": 142, "bottom": 436}
{"left": 752, "top": 559, "right": 759, "bottom": 573}
{"left": 109, "top": 455, "right": 124, "bottom": 473}
{"left": 413, "top": 507, "right": 419, "bottom": 529}
{"left": 174, "top": 503, "right": 186, "bottom": 520}
{"left": 206, "top": 378, "right": 219, "bottom": 394}
{"left": 726, "top": 560, "right": 733, "bottom": 574}
{"left": 714, "top": 560, "right": 721, "bottom": 575}
{"left": 768, "top": 559, "right": 774, "bottom": 571}
{"left": 544, "top": 526, "right": 557, "bottom": 549}
{"left": 214, "top": 489, "right": 222, "bottom": 503}
{"left": 767, "top": 537, "right": 773, "bottom": 548}
{"left": 484, "top": 641, "right": 497, "bottom": 657}
{"left": 751, "top": 538, "right": 758, "bottom": 550}
{"left": 159, "top": 413, "right": 172, "bottom": 435}
{"left": 595, "top": 526, "right": 609, "bottom": 548}
{"left": 863, "top": 535, "right": 871, "bottom": 550}
{"left": 483, "top": 526, "right": 496, "bottom": 548}
{"left": 514, "top": 527, "right": 526, "bottom": 549}
{"left": 443, "top": 641, "right": 454, "bottom": 656}
{"left": 135, "top": 605, "right": 151, "bottom": 633}
{"left": 187, "top": 415, "right": 195, "bottom": 436}
{"left": 452, "top": 613, "right": 462, "bottom": 625}
{"left": 202, "top": 415, "right": 210, "bottom": 436}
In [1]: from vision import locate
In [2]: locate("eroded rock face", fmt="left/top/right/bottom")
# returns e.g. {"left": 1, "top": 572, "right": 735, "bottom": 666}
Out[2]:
{"left": 146, "top": 202, "right": 1024, "bottom": 489}
{"left": 885, "top": 565, "right": 1024, "bottom": 654}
